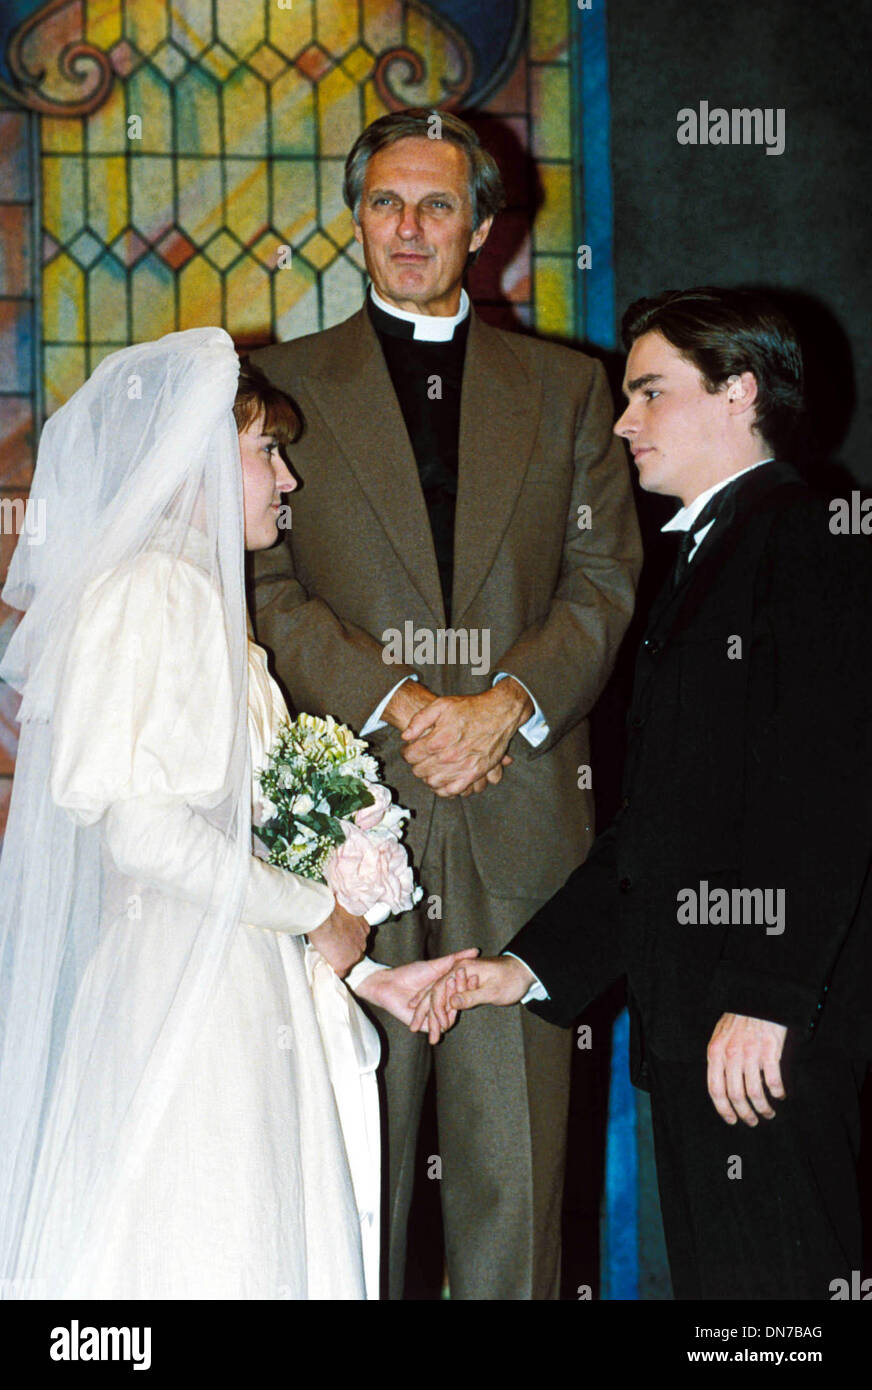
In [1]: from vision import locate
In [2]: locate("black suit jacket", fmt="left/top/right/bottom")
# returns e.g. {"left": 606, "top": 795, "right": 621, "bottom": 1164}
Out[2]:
{"left": 510, "top": 461, "right": 872, "bottom": 1075}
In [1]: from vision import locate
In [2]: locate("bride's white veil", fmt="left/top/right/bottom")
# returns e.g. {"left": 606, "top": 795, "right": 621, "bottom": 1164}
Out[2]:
{"left": 0, "top": 327, "right": 248, "bottom": 1296}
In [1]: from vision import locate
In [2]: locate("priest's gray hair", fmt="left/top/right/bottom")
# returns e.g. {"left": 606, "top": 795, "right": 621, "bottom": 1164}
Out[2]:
{"left": 343, "top": 109, "right": 506, "bottom": 230}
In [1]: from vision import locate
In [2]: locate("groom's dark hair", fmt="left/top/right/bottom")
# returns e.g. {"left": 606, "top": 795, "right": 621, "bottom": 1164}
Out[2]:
{"left": 622, "top": 286, "right": 805, "bottom": 459}
{"left": 233, "top": 358, "right": 302, "bottom": 450}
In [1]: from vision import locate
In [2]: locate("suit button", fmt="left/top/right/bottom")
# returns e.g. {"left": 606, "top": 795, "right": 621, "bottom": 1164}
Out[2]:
{"left": 620, "top": 796, "right": 631, "bottom": 811}
{"left": 645, "top": 639, "right": 662, "bottom": 657}
{"left": 630, "top": 714, "right": 644, "bottom": 730}
{"left": 619, "top": 876, "right": 633, "bottom": 893}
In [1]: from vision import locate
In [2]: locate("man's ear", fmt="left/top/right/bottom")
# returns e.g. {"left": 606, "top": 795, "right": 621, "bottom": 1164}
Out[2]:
{"left": 469, "top": 214, "right": 494, "bottom": 256}
{"left": 725, "top": 371, "right": 759, "bottom": 416}
{"left": 352, "top": 217, "right": 363, "bottom": 245}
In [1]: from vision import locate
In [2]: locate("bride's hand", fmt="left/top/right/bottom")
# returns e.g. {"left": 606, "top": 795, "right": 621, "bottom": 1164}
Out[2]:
{"left": 353, "top": 950, "right": 480, "bottom": 1043}
{"left": 307, "top": 901, "right": 370, "bottom": 978}
{"left": 408, "top": 962, "right": 479, "bottom": 1039}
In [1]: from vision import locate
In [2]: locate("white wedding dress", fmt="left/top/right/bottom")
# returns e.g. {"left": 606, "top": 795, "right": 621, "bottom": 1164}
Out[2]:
{"left": 32, "top": 525, "right": 381, "bottom": 1300}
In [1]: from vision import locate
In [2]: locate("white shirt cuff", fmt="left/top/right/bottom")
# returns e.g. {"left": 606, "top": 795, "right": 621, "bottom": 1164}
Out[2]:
{"left": 502, "top": 950, "right": 550, "bottom": 1003}
{"left": 345, "top": 956, "right": 391, "bottom": 991}
{"left": 492, "top": 671, "right": 549, "bottom": 747}
{"left": 359, "top": 674, "right": 420, "bottom": 737}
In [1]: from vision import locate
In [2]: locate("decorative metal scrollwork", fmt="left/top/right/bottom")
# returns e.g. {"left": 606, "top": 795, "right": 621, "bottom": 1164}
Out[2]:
{"left": 0, "top": 0, "right": 114, "bottom": 117}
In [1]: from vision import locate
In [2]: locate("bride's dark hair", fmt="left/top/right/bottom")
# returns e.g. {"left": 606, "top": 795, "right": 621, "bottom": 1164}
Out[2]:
{"left": 233, "top": 357, "right": 302, "bottom": 449}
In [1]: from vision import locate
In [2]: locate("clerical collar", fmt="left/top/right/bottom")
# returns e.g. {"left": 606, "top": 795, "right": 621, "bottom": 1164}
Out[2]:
{"left": 368, "top": 285, "right": 470, "bottom": 341}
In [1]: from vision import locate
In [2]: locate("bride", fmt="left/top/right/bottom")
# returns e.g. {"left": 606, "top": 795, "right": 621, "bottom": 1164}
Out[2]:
{"left": 0, "top": 327, "right": 472, "bottom": 1300}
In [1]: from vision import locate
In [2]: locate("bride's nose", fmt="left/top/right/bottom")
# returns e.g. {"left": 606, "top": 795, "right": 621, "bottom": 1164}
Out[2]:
{"left": 274, "top": 457, "right": 297, "bottom": 493}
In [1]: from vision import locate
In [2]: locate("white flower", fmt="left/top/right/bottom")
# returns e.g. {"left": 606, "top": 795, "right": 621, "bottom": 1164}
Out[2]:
{"left": 292, "top": 793, "right": 315, "bottom": 815}
{"left": 381, "top": 801, "right": 410, "bottom": 837}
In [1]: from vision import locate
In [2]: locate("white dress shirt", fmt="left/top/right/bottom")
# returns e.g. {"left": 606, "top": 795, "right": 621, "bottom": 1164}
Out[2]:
{"left": 660, "top": 458, "right": 773, "bottom": 559}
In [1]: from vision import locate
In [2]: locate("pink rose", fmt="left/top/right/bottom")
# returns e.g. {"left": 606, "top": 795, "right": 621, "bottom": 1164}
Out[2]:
{"left": 352, "top": 781, "right": 392, "bottom": 831}
{"left": 325, "top": 820, "right": 416, "bottom": 916}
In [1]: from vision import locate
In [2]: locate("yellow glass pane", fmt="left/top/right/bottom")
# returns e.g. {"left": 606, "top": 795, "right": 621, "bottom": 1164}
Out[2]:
{"left": 362, "top": 0, "right": 403, "bottom": 54}
{"left": 321, "top": 253, "right": 366, "bottom": 328}
{"left": 175, "top": 66, "right": 221, "bottom": 156}
{"left": 342, "top": 45, "right": 373, "bottom": 86}
{"left": 43, "top": 345, "right": 86, "bottom": 415}
{"left": 530, "top": 0, "right": 571, "bottom": 63}
{"left": 125, "top": 0, "right": 168, "bottom": 56}
{"left": 267, "top": 0, "right": 313, "bottom": 60}
{"left": 177, "top": 158, "right": 223, "bottom": 243}
{"left": 270, "top": 160, "right": 318, "bottom": 246}
{"left": 363, "top": 77, "right": 389, "bottom": 127}
{"left": 42, "top": 157, "right": 85, "bottom": 243}
{"left": 86, "top": 80, "right": 128, "bottom": 154}
{"left": 531, "top": 66, "right": 571, "bottom": 160}
{"left": 226, "top": 255, "right": 271, "bottom": 339}
{"left": 88, "top": 256, "right": 127, "bottom": 342}
{"left": 170, "top": 0, "right": 215, "bottom": 59}
{"left": 318, "top": 160, "right": 353, "bottom": 245}
{"left": 179, "top": 254, "right": 223, "bottom": 329}
{"left": 318, "top": 66, "right": 361, "bottom": 159}
{"left": 88, "top": 156, "right": 127, "bottom": 244}
{"left": 42, "top": 254, "right": 85, "bottom": 342}
{"left": 88, "top": 344, "right": 126, "bottom": 371}
{"left": 406, "top": 7, "right": 463, "bottom": 103}
{"left": 270, "top": 68, "right": 316, "bottom": 156}
{"left": 225, "top": 160, "right": 269, "bottom": 246}
{"left": 126, "top": 66, "right": 173, "bottom": 154}
{"left": 130, "top": 157, "right": 174, "bottom": 242}
{"left": 534, "top": 256, "right": 574, "bottom": 338}
{"left": 222, "top": 68, "right": 268, "bottom": 156}
{"left": 41, "top": 118, "right": 83, "bottom": 153}
{"left": 297, "top": 230, "right": 336, "bottom": 272}
{"left": 319, "top": 4, "right": 361, "bottom": 59}
{"left": 274, "top": 258, "right": 319, "bottom": 342}
{"left": 86, "top": 0, "right": 123, "bottom": 49}
{"left": 534, "top": 164, "right": 573, "bottom": 254}
{"left": 216, "top": 0, "right": 264, "bottom": 58}
{"left": 131, "top": 253, "right": 175, "bottom": 339}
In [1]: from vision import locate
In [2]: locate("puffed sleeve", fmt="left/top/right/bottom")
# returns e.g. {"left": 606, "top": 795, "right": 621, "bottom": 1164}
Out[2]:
{"left": 51, "top": 551, "right": 335, "bottom": 934}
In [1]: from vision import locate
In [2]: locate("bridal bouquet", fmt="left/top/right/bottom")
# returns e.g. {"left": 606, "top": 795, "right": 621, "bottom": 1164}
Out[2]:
{"left": 255, "top": 712, "right": 423, "bottom": 925}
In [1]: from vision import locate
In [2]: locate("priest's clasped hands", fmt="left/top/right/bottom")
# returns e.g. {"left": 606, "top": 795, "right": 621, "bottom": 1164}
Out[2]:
{"left": 384, "top": 675, "right": 535, "bottom": 797}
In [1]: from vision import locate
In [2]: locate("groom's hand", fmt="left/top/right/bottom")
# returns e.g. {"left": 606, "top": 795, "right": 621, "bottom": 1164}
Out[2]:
{"left": 408, "top": 955, "right": 534, "bottom": 1031}
{"left": 400, "top": 682, "right": 533, "bottom": 797}
{"left": 308, "top": 901, "right": 370, "bottom": 978}
{"left": 706, "top": 1013, "right": 788, "bottom": 1126}
{"left": 353, "top": 949, "right": 480, "bottom": 1043}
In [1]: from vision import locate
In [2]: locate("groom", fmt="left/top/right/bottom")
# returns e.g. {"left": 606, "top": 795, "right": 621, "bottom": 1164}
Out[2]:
{"left": 440, "top": 287, "right": 872, "bottom": 1299}
{"left": 250, "top": 109, "right": 641, "bottom": 1298}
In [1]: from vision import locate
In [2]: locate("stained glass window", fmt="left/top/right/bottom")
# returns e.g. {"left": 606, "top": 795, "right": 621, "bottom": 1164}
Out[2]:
{"left": 0, "top": 0, "right": 609, "bottom": 817}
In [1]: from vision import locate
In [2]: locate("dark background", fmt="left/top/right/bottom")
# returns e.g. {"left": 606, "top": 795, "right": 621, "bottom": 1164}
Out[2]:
{"left": 610, "top": 0, "right": 871, "bottom": 481}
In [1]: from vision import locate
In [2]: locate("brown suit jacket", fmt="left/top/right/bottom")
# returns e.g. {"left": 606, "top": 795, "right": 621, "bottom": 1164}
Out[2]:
{"left": 250, "top": 305, "right": 642, "bottom": 903}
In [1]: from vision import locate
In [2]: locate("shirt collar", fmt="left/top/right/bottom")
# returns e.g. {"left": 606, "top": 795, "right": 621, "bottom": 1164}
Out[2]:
{"left": 661, "top": 459, "right": 774, "bottom": 535}
{"left": 369, "top": 284, "right": 470, "bottom": 342}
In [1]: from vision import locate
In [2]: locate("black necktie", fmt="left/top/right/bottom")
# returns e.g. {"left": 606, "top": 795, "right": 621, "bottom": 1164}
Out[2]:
{"left": 671, "top": 481, "right": 740, "bottom": 589}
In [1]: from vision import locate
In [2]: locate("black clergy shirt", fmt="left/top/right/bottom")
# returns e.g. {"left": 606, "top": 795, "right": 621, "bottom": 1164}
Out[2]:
{"left": 367, "top": 293, "right": 470, "bottom": 623}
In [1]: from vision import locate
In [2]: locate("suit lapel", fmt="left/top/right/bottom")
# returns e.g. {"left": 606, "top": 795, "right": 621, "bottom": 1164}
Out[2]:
{"left": 451, "top": 313, "right": 540, "bottom": 624}
{"left": 644, "top": 461, "right": 804, "bottom": 644}
{"left": 304, "top": 307, "right": 445, "bottom": 622}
